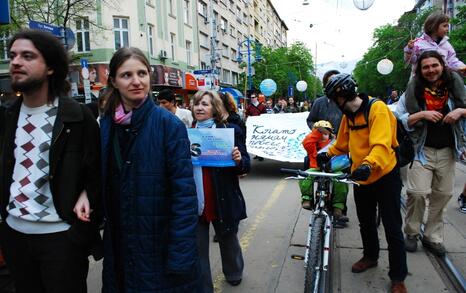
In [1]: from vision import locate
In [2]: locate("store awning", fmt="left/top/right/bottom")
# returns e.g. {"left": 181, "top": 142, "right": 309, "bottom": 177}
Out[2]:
{"left": 220, "top": 87, "right": 244, "bottom": 99}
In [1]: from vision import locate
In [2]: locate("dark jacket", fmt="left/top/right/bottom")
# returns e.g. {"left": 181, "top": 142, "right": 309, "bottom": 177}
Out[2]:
{"left": 0, "top": 96, "right": 102, "bottom": 253}
{"left": 306, "top": 95, "right": 343, "bottom": 135}
{"left": 227, "top": 113, "right": 246, "bottom": 143}
{"left": 100, "top": 98, "right": 199, "bottom": 293}
{"left": 206, "top": 122, "right": 250, "bottom": 234}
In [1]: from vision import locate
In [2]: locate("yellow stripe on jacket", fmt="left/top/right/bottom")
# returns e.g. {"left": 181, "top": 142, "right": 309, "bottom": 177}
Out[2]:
{"left": 328, "top": 99, "right": 398, "bottom": 185}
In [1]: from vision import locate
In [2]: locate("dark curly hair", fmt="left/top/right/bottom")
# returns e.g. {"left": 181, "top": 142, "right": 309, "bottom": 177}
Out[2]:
{"left": 413, "top": 50, "right": 453, "bottom": 108}
{"left": 8, "top": 29, "right": 70, "bottom": 101}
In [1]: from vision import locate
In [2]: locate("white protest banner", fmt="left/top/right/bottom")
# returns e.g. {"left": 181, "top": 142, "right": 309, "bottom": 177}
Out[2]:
{"left": 246, "top": 112, "right": 310, "bottom": 162}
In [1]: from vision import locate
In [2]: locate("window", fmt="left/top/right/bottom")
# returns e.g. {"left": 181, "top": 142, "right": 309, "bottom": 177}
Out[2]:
{"left": 76, "top": 18, "right": 90, "bottom": 52}
{"left": 198, "top": 1, "right": 207, "bottom": 17}
{"left": 230, "top": 48, "right": 237, "bottom": 60}
{"left": 183, "top": 0, "right": 191, "bottom": 24}
{"left": 113, "top": 17, "right": 129, "bottom": 49}
{"left": 222, "top": 43, "right": 228, "bottom": 57}
{"left": 170, "top": 33, "right": 176, "bottom": 60}
{"left": 222, "top": 69, "right": 230, "bottom": 83}
{"left": 220, "top": 18, "right": 227, "bottom": 32}
{"left": 0, "top": 31, "right": 9, "bottom": 60}
{"left": 186, "top": 40, "right": 192, "bottom": 65}
{"left": 200, "top": 32, "right": 209, "bottom": 48}
{"left": 232, "top": 72, "right": 238, "bottom": 85}
{"left": 148, "top": 24, "right": 154, "bottom": 56}
{"left": 236, "top": 7, "right": 241, "bottom": 22}
{"left": 229, "top": 24, "right": 235, "bottom": 37}
{"left": 169, "top": 0, "right": 175, "bottom": 15}
{"left": 201, "top": 62, "right": 207, "bottom": 70}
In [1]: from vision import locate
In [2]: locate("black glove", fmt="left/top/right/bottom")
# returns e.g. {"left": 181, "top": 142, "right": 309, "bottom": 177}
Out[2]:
{"left": 316, "top": 152, "right": 331, "bottom": 170}
{"left": 350, "top": 164, "right": 372, "bottom": 181}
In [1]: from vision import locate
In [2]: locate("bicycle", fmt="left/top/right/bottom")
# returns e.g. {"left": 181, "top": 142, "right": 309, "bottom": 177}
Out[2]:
{"left": 281, "top": 168, "right": 358, "bottom": 293}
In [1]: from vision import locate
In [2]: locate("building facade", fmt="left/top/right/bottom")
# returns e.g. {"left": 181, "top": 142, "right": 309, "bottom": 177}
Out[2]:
{"left": 0, "top": 0, "right": 288, "bottom": 99}
{"left": 196, "top": 0, "right": 287, "bottom": 90}
{"left": 415, "top": 0, "right": 465, "bottom": 18}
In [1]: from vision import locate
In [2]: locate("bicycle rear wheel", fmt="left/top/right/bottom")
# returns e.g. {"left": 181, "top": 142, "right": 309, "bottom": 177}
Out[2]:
{"left": 304, "top": 215, "right": 325, "bottom": 293}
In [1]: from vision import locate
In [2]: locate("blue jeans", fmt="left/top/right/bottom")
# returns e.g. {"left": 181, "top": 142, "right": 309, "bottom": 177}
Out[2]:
{"left": 197, "top": 220, "right": 244, "bottom": 293}
{"left": 353, "top": 167, "right": 407, "bottom": 281}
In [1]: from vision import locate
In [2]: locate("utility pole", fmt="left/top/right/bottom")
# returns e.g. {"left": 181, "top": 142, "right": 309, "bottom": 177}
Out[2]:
{"left": 209, "top": 0, "right": 218, "bottom": 90}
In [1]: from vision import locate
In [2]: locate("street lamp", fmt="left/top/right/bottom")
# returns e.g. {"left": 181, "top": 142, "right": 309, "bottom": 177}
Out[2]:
{"left": 236, "top": 37, "right": 262, "bottom": 92}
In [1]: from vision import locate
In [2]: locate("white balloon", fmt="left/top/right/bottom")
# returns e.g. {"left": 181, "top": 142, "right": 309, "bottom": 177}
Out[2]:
{"left": 377, "top": 58, "right": 394, "bottom": 75}
{"left": 296, "top": 80, "right": 308, "bottom": 92}
{"left": 353, "top": 0, "right": 375, "bottom": 10}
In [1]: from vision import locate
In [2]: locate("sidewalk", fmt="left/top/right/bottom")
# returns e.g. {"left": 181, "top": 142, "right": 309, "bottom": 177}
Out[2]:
{"left": 275, "top": 163, "right": 466, "bottom": 293}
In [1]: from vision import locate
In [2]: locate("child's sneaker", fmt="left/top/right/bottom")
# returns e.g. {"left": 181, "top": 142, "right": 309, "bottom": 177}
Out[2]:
{"left": 458, "top": 193, "right": 466, "bottom": 214}
{"left": 302, "top": 200, "right": 313, "bottom": 210}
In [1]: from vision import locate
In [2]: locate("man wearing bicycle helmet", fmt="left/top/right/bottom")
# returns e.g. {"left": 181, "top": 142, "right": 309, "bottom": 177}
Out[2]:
{"left": 317, "top": 74, "right": 407, "bottom": 293}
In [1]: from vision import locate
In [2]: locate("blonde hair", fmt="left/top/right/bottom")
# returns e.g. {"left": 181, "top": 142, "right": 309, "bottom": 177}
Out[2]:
{"left": 191, "top": 90, "right": 228, "bottom": 123}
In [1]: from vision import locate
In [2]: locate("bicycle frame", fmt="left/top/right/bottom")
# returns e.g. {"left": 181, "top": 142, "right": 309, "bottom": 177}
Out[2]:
{"left": 282, "top": 168, "right": 357, "bottom": 293}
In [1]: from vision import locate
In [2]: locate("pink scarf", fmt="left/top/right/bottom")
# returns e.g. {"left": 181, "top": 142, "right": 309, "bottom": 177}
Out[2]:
{"left": 113, "top": 97, "right": 148, "bottom": 125}
{"left": 113, "top": 103, "right": 132, "bottom": 125}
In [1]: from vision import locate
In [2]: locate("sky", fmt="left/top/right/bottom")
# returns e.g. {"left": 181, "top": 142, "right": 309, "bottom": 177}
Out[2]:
{"left": 270, "top": 0, "right": 416, "bottom": 75}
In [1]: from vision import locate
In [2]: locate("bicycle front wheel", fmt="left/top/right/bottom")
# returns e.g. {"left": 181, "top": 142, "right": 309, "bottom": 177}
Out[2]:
{"left": 304, "top": 215, "right": 325, "bottom": 293}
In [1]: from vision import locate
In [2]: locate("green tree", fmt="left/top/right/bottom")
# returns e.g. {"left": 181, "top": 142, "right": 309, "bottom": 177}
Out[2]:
{"left": 2, "top": 0, "right": 116, "bottom": 31}
{"left": 450, "top": 5, "right": 466, "bottom": 64}
{"left": 243, "top": 42, "right": 320, "bottom": 101}
{"left": 353, "top": 9, "right": 432, "bottom": 97}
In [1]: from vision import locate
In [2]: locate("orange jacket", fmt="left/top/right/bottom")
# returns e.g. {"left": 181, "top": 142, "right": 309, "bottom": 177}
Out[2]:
{"left": 302, "top": 128, "right": 331, "bottom": 168}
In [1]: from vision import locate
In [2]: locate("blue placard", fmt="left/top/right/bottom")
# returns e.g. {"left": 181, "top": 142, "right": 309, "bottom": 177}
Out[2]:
{"left": 288, "top": 85, "right": 294, "bottom": 97}
{"left": 187, "top": 128, "right": 235, "bottom": 167}
{"left": 80, "top": 59, "right": 88, "bottom": 68}
{"left": 0, "top": 0, "right": 10, "bottom": 24}
{"left": 29, "top": 20, "right": 63, "bottom": 37}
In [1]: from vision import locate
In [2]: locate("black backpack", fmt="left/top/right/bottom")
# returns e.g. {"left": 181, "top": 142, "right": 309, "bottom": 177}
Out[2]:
{"left": 348, "top": 98, "right": 414, "bottom": 167}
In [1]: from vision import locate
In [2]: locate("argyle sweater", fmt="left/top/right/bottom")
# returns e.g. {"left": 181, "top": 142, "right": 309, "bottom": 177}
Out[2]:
{"left": 6, "top": 101, "right": 70, "bottom": 234}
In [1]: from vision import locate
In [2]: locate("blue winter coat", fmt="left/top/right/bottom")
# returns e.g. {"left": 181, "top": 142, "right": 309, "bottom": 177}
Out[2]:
{"left": 100, "top": 98, "right": 199, "bottom": 292}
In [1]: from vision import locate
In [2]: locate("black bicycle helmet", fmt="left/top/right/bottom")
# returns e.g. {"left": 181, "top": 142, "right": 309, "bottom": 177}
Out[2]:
{"left": 324, "top": 73, "right": 357, "bottom": 102}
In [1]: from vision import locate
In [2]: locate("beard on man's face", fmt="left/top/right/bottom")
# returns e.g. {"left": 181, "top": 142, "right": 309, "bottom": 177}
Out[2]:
{"left": 11, "top": 76, "right": 47, "bottom": 93}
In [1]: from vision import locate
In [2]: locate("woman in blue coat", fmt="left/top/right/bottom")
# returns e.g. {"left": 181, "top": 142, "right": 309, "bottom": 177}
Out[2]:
{"left": 191, "top": 90, "right": 250, "bottom": 292}
{"left": 100, "top": 47, "right": 199, "bottom": 292}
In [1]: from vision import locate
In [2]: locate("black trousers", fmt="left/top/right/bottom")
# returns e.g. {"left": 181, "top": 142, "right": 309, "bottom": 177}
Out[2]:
{"left": 353, "top": 167, "right": 408, "bottom": 282}
{"left": 0, "top": 223, "right": 89, "bottom": 293}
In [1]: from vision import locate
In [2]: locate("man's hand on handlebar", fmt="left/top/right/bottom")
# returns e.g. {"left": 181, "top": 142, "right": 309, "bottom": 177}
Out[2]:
{"left": 350, "top": 164, "right": 372, "bottom": 181}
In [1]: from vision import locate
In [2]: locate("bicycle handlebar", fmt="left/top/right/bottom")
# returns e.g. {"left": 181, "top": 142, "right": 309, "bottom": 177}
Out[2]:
{"left": 280, "top": 168, "right": 359, "bottom": 185}
{"left": 280, "top": 168, "right": 309, "bottom": 177}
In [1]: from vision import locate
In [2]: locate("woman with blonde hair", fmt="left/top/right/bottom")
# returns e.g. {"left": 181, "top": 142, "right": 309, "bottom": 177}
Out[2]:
{"left": 191, "top": 90, "right": 250, "bottom": 292}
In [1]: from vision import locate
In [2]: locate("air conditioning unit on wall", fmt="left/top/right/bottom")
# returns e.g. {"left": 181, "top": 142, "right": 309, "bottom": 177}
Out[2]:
{"left": 159, "top": 50, "right": 168, "bottom": 59}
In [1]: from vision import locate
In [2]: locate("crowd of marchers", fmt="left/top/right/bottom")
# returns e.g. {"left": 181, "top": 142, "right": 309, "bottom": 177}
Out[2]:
{"left": 0, "top": 11, "right": 465, "bottom": 293}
